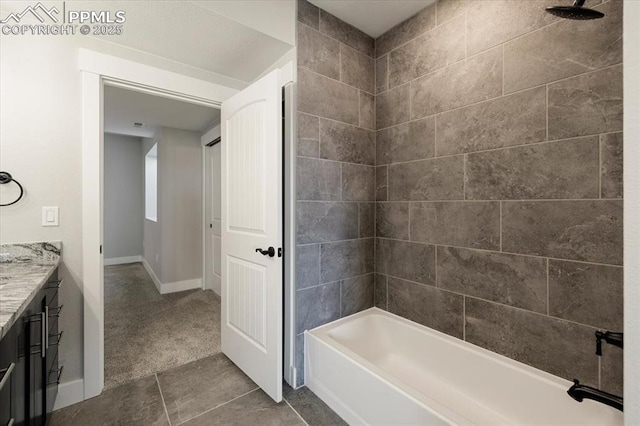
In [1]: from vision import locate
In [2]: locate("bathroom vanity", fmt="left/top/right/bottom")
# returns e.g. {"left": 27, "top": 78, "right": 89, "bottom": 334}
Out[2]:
{"left": 0, "top": 242, "right": 63, "bottom": 426}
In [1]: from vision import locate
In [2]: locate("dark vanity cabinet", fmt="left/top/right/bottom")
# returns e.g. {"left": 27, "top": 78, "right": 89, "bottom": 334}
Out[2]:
{"left": 0, "top": 269, "right": 62, "bottom": 426}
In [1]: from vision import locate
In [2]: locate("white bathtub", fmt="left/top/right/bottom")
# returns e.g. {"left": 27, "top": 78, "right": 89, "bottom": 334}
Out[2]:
{"left": 305, "top": 308, "right": 623, "bottom": 425}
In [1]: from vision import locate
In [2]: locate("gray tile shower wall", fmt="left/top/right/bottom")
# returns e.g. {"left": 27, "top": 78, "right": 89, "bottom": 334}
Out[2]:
{"left": 373, "top": 0, "right": 623, "bottom": 394}
{"left": 296, "top": 0, "right": 376, "bottom": 386}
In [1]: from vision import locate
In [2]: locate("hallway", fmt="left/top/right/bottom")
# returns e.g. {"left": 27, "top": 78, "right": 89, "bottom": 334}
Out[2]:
{"left": 104, "top": 263, "right": 221, "bottom": 389}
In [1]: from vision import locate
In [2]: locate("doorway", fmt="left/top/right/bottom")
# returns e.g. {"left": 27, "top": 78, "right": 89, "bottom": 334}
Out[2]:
{"left": 102, "top": 85, "right": 222, "bottom": 388}
{"left": 80, "top": 50, "right": 296, "bottom": 403}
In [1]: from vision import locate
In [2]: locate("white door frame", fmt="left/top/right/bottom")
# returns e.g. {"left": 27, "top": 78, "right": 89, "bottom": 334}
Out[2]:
{"left": 79, "top": 49, "right": 297, "bottom": 401}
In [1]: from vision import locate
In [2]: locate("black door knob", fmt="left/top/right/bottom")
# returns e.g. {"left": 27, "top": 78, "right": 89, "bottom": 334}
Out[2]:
{"left": 255, "top": 247, "right": 276, "bottom": 257}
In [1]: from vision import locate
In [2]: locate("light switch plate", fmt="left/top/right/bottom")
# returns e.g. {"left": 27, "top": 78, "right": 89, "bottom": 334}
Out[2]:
{"left": 42, "top": 206, "right": 59, "bottom": 227}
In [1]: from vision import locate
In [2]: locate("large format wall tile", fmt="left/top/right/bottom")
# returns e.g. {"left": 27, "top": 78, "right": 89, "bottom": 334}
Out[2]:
{"left": 298, "top": 68, "right": 360, "bottom": 125}
{"left": 297, "top": 113, "right": 319, "bottom": 157}
{"left": 320, "top": 10, "right": 374, "bottom": 57}
{"left": 359, "top": 202, "right": 375, "bottom": 238}
{"left": 465, "top": 137, "right": 600, "bottom": 200}
{"left": 319, "top": 119, "right": 375, "bottom": 165}
{"left": 435, "top": 87, "right": 546, "bottom": 156}
{"left": 437, "top": 247, "right": 547, "bottom": 313}
{"left": 465, "top": 298, "right": 599, "bottom": 386}
{"left": 504, "top": 1, "right": 621, "bottom": 93}
{"left": 376, "top": 202, "right": 410, "bottom": 240}
{"left": 297, "top": 202, "right": 358, "bottom": 244}
{"left": 375, "top": 238, "right": 436, "bottom": 285}
{"left": 377, "top": 117, "right": 435, "bottom": 165}
{"left": 376, "top": 55, "right": 389, "bottom": 94}
{"left": 389, "top": 15, "right": 465, "bottom": 87}
{"left": 341, "top": 44, "right": 375, "bottom": 93}
{"left": 320, "top": 239, "right": 374, "bottom": 283}
{"left": 374, "top": 273, "right": 388, "bottom": 309}
{"left": 298, "top": 0, "right": 319, "bottom": 30}
{"left": 388, "top": 156, "right": 464, "bottom": 201}
{"left": 549, "top": 260, "right": 623, "bottom": 330}
{"left": 601, "top": 346, "right": 623, "bottom": 396}
{"left": 411, "top": 47, "right": 502, "bottom": 118}
{"left": 376, "top": 5, "right": 436, "bottom": 58}
{"left": 466, "top": 0, "right": 559, "bottom": 56}
{"left": 342, "top": 164, "right": 375, "bottom": 201}
{"left": 376, "top": 166, "right": 388, "bottom": 201}
{"left": 296, "top": 244, "right": 320, "bottom": 290}
{"left": 436, "top": 0, "right": 468, "bottom": 25}
{"left": 359, "top": 91, "right": 375, "bottom": 130}
{"left": 296, "top": 157, "right": 341, "bottom": 201}
{"left": 376, "top": 84, "right": 410, "bottom": 129}
{"left": 341, "top": 274, "right": 375, "bottom": 317}
{"left": 297, "top": 24, "right": 340, "bottom": 80}
{"left": 502, "top": 200, "right": 623, "bottom": 265}
{"left": 410, "top": 202, "right": 500, "bottom": 250}
{"left": 388, "top": 277, "right": 463, "bottom": 338}
{"left": 601, "top": 132, "right": 623, "bottom": 199}
{"left": 548, "top": 65, "right": 623, "bottom": 140}
{"left": 296, "top": 282, "right": 340, "bottom": 333}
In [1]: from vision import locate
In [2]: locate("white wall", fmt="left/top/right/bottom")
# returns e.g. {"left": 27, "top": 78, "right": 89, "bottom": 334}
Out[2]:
{"left": 0, "top": 30, "right": 244, "bottom": 385}
{"left": 624, "top": 0, "right": 640, "bottom": 422}
{"left": 103, "top": 133, "right": 144, "bottom": 261}
{"left": 142, "top": 128, "right": 203, "bottom": 286}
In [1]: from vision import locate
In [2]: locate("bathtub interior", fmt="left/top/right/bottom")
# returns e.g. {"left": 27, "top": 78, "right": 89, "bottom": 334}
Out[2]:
{"left": 308, "top": 308, "right": 623, "bottom": 426}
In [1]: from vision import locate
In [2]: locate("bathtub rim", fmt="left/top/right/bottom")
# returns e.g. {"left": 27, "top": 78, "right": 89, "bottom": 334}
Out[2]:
{"left": 305, "top": 307, "right": 622, "bottom": 425}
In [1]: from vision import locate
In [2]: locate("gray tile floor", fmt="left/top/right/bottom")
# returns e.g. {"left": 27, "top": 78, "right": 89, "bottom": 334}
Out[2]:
{"left": 50, "top": 353, "right": 346, "bottom": 426}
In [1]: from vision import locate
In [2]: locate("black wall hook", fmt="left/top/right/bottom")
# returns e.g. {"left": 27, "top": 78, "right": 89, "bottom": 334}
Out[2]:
{"left": 0, "top": 171, "right": 25, "bottom": 207}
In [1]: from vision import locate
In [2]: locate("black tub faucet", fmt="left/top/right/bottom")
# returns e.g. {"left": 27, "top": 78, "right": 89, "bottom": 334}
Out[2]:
{"left": 595, "top": 331, "right": 623, "bottom": 356}
{"left": 567, "top": 380, "right": 623, "bottom": 412}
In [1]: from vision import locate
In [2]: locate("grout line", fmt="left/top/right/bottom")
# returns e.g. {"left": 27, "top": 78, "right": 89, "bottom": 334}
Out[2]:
{"left": 463, "top": 295, "right": 466, "bottom": 341}
{"left": 284, "top": 398, "right": 310, "bottom": 426}
{"left": 546, "top": 84, "right": 549, "bottom": 142}
{"left": 299, "top": 58, "right": 375, "bottom": 96}
{"left": 373, "top": 237, "right": 623, "bottom": 268}
{"left": 174, "top": 388, "right": 260, "bottom": 426}
{"left": 434, "top": 245, "right": 438, "bottom": 287}
{"left": 155, "top": 374, "right": 172, "bottom": 426}
{"left": 501, "top": 44, "right": 505, "bottom": 96}
{"left": 346, "top": 197, "right": 621, "bottom": 204}
{"left": 499, "top": 201, "right": 503, "bottom": 252}
{"left": 546, "top": 258, "right": 550, "bottom": 316}
{"left": 408, "top": 201, "right": 412, "bottom": 241}
{"left": 463, "top": 154, "right": 467, "bottom": 200}
{"left": 298, "top": 20, "right": 374, "bottom": 60}
{"left": 599, "top": 135, "right": 603, "bottom": 199}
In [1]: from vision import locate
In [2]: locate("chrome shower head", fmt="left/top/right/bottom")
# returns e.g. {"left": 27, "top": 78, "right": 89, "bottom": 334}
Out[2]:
{"left": 546, "top": 0, "right": 604, "bottom": 20}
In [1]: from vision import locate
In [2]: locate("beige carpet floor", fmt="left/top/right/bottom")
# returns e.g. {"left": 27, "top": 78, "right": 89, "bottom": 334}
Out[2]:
{"left": 104, "top": 263, "right": 221, "bottom": 389}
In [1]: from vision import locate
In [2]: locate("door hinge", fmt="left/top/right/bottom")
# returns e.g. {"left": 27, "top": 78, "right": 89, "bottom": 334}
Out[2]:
{"left": 100, "top": 245, "right": 102, "bottom": 254}
{"left": 278, "top": 247, "right": 283, "bottom": 257}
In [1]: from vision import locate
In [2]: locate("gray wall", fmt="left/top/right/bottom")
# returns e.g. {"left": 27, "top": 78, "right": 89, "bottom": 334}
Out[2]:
{"left": 295, "top": 0, "right": 376, "bottom": 386}
{"left": 373, "top": 0, "right": 622, "bottom": 395}
{"left": 104, "top": 133, "right": 144, "bottom": 260}
{"left": 143, "top": 128, "right": 203, "bottom": 284}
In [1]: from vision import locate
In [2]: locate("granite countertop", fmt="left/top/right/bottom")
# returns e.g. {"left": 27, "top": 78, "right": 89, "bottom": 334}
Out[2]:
{"left": 0, "top": 242, "right": 62, "bottom": 340}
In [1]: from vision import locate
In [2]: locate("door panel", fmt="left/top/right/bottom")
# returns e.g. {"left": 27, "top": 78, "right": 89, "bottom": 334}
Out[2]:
{"left": 221, "top": 69, "right": 282, "bottom": 402}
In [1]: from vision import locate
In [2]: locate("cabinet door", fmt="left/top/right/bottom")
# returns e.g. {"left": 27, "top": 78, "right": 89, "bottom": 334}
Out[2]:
{"left": 0, "top": 327, "right": 16, "bottom": 426}
{"left": 27, "top": 295, "right": 46, "bottom": 426}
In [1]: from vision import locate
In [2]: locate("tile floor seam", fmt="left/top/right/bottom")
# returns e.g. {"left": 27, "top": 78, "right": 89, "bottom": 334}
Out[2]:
{"left": 155, "top": 373, "right": 172, "bottom": 426}
{"left": 284, "top": 397, "right": 311, "bottom": 426}
{"left": 174, "top": 387, "right": 260, "bottom": 426}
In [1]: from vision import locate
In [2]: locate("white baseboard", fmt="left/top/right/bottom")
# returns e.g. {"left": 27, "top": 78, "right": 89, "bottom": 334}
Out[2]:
{"left": 54, "top": 378, "right": 85, "bottom": 410}
{"left": 104, "top": 255, "right": 142, "bottom": 266}
{"left": 142, "top": 259, "right": 163, "bottom": 293}
{"left": 142, "top": 259, "right": 201, "bottom": 294}
{"left": 160, "top": 278, "right": 202, "bottom": 294}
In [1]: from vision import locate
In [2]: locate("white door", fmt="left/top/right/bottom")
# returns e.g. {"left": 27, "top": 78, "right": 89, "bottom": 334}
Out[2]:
{"left": 205, "top": 143, "right": 222, "bottom": 294}
{"left": 221, "top": 69, "right": 283, "bottom": 402}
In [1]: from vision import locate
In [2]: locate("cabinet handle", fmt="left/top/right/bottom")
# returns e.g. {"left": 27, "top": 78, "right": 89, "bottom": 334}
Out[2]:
{"left": 0, "top": 362, "right": 15, "bottom": 392}
{"left": 45, "top": 306, "right": 49, "bottom": 350}
{"left": 41, "top": 311, "right": 46, "bottom": 358}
